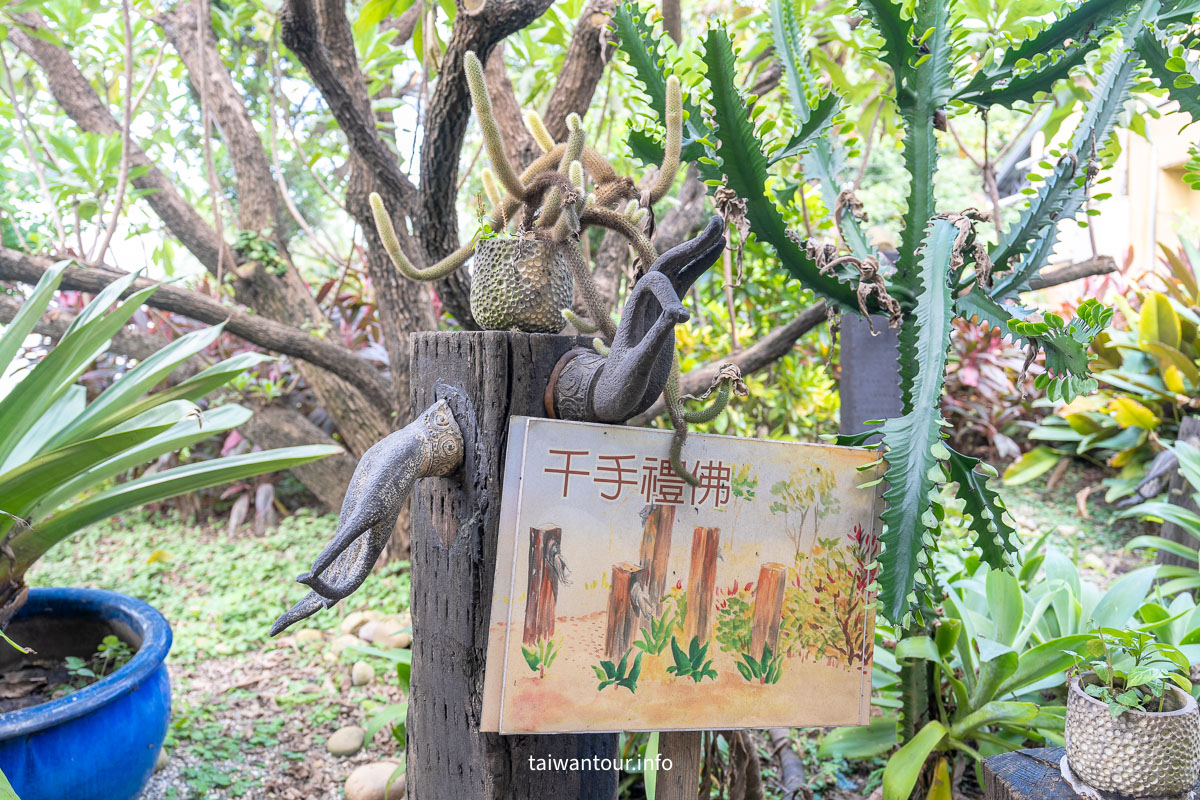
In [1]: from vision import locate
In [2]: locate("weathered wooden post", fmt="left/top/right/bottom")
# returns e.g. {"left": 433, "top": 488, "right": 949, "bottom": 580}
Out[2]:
{"left": 604, "top": 562, "right": 648, "bottom": 658}
{"left": 684, "top": 526, "right": 720, "bottom": 643}
{"left": 750, "top": 563, "right": 787, "bottom": 660}
{"left": 523, "top": 524, "right": 561, "bottom": 646}
{"left": 410, "top": 331, "right": 617, "bottom": 800}
{"left": 637, "top": 505, "right": 675, "bottom": 610}
{"left": 1154, "top": 416, "right": 1200, "bottom": 569}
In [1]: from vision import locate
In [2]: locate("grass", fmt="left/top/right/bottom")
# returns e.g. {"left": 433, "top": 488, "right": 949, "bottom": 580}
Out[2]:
{"left": 29, "top": 508, "right": 411, "bottom": 665}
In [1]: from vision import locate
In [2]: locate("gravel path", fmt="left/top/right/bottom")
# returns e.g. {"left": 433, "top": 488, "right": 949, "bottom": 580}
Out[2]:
{"left": 140, "top": 629, "right": 406, "bottom": 800}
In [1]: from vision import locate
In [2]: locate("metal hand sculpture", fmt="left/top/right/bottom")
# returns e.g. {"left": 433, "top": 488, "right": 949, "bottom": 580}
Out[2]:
{"left": 548, "top": 215, "right": 726, "bottom": 423}
{"left": 269, "top": 401, "right": 462, "bottom": 635}
{"left": 270, "top": 221, "right": 726, "bottom": 634}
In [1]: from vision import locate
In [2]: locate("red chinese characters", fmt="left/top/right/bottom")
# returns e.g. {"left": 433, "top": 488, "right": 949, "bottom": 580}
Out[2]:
{"left": 542, "top": 449, "right": 732, "bottom": 508}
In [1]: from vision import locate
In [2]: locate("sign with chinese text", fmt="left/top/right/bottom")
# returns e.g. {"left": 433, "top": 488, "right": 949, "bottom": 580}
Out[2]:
{"left": 481, "top": 417, "right": 884, "bottom": 734}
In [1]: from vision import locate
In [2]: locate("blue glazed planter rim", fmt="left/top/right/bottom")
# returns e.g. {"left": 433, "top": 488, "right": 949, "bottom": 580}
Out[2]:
{"left": 0, "top": 587, "right": 172, "bottom": 740}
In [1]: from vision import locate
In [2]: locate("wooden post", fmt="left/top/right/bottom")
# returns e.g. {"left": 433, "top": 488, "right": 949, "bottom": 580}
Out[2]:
{"left": 657, "top": 732, "right": 703, "bottom": 799}
{"left": 523, "top": 525, "right": 561, "bottom": 646}
{"left": 410, "top": 332, "right": 617, "bottom": 800}
{"left": 684, "top": 526, "right": 720, "bottom": 644}
{"left": 750, "top": 562, "right": 787, "bottom": 660}
{"left": 1156, "top": 416, "right": 1200, "bottom": 568}
{"left": 605, "top": 562, "right": 648, "bottom": 659}
{"left": 981, "top": 747, "right": 1200, "bottom": 800}
{"left": 637, "top": 505, "right": 675, "bottom": 610}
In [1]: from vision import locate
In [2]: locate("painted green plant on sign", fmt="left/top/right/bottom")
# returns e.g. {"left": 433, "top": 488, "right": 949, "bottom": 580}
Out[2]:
{"left": 593, "top": 650, "right": 643, "bottom": 693}
{"left": 667, "top": 636, "right": 718, "bottom": 683}
{"left": 614, "top": 0, "right": 1199, "bottom": 622}
{"left": 633, "top": 610, "right": 675, "bottom": 657}
{"left": 736, "top": 644, "right": 784, "bottom": 685}
{"left": 521, "top": 638, "right": 560, "bottom": 679}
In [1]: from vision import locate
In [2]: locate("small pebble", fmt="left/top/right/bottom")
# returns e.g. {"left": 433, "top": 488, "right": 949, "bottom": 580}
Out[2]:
{"left": 331, "top": 634, "right": 362, "bottom": 654}
{"left": 352, "top": 660, "right": 375, "bottom": 686}
{"left": 326, "top": 725, "right": 366, "bottom": 757}
{"left": 379, "top": 632, "right": 412, "bottom": 650}
{"left": 358, "top": 621, "right": 382, "bottom": 643}
{"left": 341, "top": 612, "right": 370, "bottom": 636}
{"left": 346, "top": 762, "right": 406, "bottom": 800}
{"left": 294, "top": 628, "right": 324, "bottom": 644}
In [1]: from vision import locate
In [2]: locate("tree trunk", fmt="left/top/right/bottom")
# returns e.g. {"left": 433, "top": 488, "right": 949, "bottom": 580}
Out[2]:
{"left": 523, "top": 525, "right": 562, "bottom": 646}
{"left": 750, "top": 563, "right": 787, "bottom": 661}
{"left": 637, "top": 504, "right": 675, "bottom": 611}
{"left": 408, "top": 331, "right": 617, "bottom": 800}
{"left": 604, "top": 562, "right": 647, "bottom": 659}
{"left": 838, "top": 312, "right": 902, "bottom": 437}
{"left": 684, "top": 526, "right": 720, "bottom": 644}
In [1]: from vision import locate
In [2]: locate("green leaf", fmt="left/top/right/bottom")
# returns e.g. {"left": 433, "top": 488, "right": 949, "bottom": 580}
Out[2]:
{"left": 948, "top": 448, "right": 1018, "bottom": 570}
{"left": 1002, "top": 446, "right": 1062, "bottom": 486}
{"left": 986, "top": 569, "right": 1024, "bottom": 647}
{"left": 1092, "top": 567, "right": 1157, "bottom": 628}
{"left": 0, "top": 284, "right": 158, "bottom": 467}
{"left": 877, "top": 218, "right": 959, "bottom": 619}
{"left": 853, "top": 0, "right": 912, "bottom": 81}
{"left": 997, "top": 634, "right": 1097, "bottom": 696}
{"left": 819, "top": 716, "right": 900, "bottom": 758}
{"left": 882, "top": 720, "right": 946, "bottom": 800}
{"left": 896, "top": 636, "right": 941, "bottom": 662}
{"left": 364, "top": 701, "right": 409, "bottom": 744}
{"left": 968, "top": 646, "right": 1018, "bottom": 709}
{"left": 950, "top": 701, "right": 1039, "bottom": 739}
{"left": 0, "top": 260, "right": 68, "bottom": 376}
{"left": 11, "top": 445, "right": 342, "bottom": 564}
{"left": 1136, "top": 27, "right": 1200, "bottom": 122}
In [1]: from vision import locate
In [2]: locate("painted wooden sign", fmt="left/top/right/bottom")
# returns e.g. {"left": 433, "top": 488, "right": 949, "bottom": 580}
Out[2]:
{"left": 481, "top": 417, "right": 884, "bottom": 734}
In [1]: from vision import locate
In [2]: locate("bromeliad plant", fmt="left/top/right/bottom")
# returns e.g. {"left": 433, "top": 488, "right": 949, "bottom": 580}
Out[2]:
{"left": 667, "top": 635, "right": 718, "bottom": 683}
{"left": 521, "top": 637, "right": 561, "bottom": 678}
{"left": 616, "top": 0, "right": 1200, "bottom": 621}
{"left": 0, "top": 263, "right": 340, "bottom": 623}
{"left": 593, "top": 649, "right": 643, "bottom": 693}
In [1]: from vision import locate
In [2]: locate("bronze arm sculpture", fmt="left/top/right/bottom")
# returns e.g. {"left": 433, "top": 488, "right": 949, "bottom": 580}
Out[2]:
{"left": 270, "top": 220, "right": 727, "bottom": 634}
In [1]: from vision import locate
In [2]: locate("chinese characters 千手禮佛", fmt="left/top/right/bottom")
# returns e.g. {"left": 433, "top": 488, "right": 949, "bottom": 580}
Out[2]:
{"left": 542, "top": 449, "right": 732, "bottom": 507}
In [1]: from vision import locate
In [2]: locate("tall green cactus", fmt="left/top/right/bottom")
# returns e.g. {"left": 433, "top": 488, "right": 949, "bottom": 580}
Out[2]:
{"left": 616, "top": 0, "right": 1198, "bottom": 620}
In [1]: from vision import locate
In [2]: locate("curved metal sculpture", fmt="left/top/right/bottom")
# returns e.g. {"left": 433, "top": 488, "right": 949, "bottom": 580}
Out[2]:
{"left": 269, "top": 220, "right": 726, "bottom": 635}
{"left": 548, "top": 215, "right": 726, "bottom": 423}
{"left": 269, "top": 401, "right": 463, "bottom": 635}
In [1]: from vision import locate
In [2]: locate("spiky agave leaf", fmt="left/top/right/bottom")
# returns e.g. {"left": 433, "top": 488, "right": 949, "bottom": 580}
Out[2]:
{"left": 877, "top": 217, "right": 959, "bottom": 620}
{"left": 946, "top": 449, "right": 1018, "bottom": 570}
{"left": 1136, "top": 26, "right": 1200, "bottom": 120}
{"left": 700, "top": 26, "right": 860, "bottom": 312}
{"left": 612, "top": 1, "right": 706, "bottom": 165}
{"left": 989, "top": 4, "right": 1161, "bottom": 297}
{"left": 954, "top": 0, "right": 1127, "bottom": 107}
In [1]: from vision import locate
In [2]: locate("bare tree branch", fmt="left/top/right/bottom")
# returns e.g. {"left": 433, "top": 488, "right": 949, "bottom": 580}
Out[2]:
{"left": 0, "top": 248, "right": 393, "bottom": 410}
{"left": 279, "top": 0, "right": 419, "bottom": 213}
{"left": 1027, "top": 255, "right": 1117, "bottom": 290}
{"left": 541, "top": 0, "right": 615, "bottom": 142}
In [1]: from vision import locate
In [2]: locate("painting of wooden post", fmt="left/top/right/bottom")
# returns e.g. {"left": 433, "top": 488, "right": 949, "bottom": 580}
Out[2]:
{"left": 523, "top": 525, "right": 561, "bottom": 646}
{"left": 637, "top": 505, "right": 675, "bottom": 610}
{"left": 684, "top": 526, "right": 720, "bottom": 644}
{"left": 750, "top": 562, "right": 788, "bottom": 660}
{"left": 604, "top": 562, "right": 648, "bottom": 659}
{"left": 410, "top": 332, "right": 616, "bottom": 800}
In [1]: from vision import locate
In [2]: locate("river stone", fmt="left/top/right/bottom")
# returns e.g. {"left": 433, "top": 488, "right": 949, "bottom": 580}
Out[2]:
{"left": 358, "top": 621, "right": 381, "bottom": 643}
{"left": 351, "top": 660, "right": 375, "bottom": 686}
{"left": 378, "top": 631, "right": 412, "bottom": 650}
{"left": 340, "top": 612, "right": 370, "bottom": 635}
{"left": 326, "top": 725, "right": 366, "bottom": 757}
{"left": 331, "top": 634, "right": 361, "bottom": 654}
{"left": 294, "top": 628, "right": 323, "bottom": 644}
{"left": 346, "top": 762, "right": 406, "bottom": 800}
{"left": 155, "top": 748, "right": 168, "bottom": 772}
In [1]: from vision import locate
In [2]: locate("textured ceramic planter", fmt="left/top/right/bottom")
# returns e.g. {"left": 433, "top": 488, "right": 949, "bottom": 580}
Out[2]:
{"left": 470, "top": 237, "right": 573, "bottom": 333}
{"left": 1065, "top": 674, "right": 1200, "bottom": 797}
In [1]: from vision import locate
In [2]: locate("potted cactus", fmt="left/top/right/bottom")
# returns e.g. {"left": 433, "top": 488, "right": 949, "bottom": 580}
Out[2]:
{"left": 1065, "top": 628, "right": 1200, "bottom": 798}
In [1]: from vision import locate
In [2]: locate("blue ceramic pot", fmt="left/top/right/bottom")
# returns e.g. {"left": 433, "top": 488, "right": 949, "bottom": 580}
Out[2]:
{"left": 0, "top": 588, "right": 172, "bottom": 800}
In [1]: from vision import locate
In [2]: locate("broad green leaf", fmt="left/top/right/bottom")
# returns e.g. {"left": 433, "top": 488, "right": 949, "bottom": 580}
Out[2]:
{"left": 11, "top": 445, "right": 343, "bottom": 563}
{"left": 1139, "top": 293, "right": 1182, "bottom": 349}
{"left": 997, "top": 634, "right": 1097, "bottom": 696}
{"left": 950, "top": 701, "right": 1039, "bottom": 739}
{"left": 819, "top": 716, "right": 900, "bottom": 758}
{"left": 0, "top": 260, "right": 67, "bottom": 379}
{"left": 1091, "top": 568, "right": 1157, "bottom": 628}
{"left": 882, "top": 721, "right": 946, "bottom": 800}
{"left": 1002, "top": 446, "right": 1062, "bottom": 486}
{"left": 986, "top": 569, "right": 1023, "bottom": 647}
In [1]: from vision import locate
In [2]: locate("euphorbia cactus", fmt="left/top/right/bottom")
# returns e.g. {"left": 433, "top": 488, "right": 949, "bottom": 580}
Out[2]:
{"left": 617, "top": 0, "right": 1200, "bottom": 621}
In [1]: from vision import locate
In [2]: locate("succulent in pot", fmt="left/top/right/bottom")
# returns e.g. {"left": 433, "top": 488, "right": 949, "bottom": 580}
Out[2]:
{"left": 1065, "top": 628, "right": 1200, "bottom": 798}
